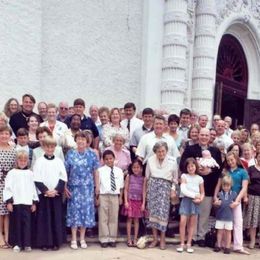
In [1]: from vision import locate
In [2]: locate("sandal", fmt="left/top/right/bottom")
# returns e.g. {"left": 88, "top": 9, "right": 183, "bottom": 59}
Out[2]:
{"left": 133, "top": 239, "right": 138, "bottom": 247}
{"left": 80, "top": 240, "right": 87, "bottom": 249}
{"left": 186, "top": 244, "right": 194, "bottom": 253}
{"left": 0, "top": 242, "right": 10, "bottom": 249}
{"left": 70, "top": 240, "right": 78, "bottom": 250}
{"left": 127, "top": 240, "right": 133, "bottom": 247}
{"left": 148, "top": 240, "right": 158, "bottom": 248}
{"left": 234, "top": 248, "right": 250, "bottom": 255}
{"left": 176, "top": 244, "right": 184, "bottom": 253}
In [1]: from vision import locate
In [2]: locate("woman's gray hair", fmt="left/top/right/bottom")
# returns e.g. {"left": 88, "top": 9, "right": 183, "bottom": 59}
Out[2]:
{"left": 153, "top": 141, "right": 168, "bottom": 153}
{"left": 112, "top": 133, "right": 125, "bottom": 143}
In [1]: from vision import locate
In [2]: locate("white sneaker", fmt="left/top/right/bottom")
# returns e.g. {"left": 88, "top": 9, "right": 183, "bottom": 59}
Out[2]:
{"left": 80, "top": 240, "right": 87, "bottom": 249}
{"left": 187, "top": 247, "right": 194, "bottom": 253}
{"left": 70, "top": 241, "right": 78, "bottom": 250}
{"left": 24, "top": 246, "right": 32, "bottom": 252}
{"left": 176, "top": 245, "right": 184, "bottom": 253}
{"left": 13, "top": 245, "right": 21, "bottom": 253}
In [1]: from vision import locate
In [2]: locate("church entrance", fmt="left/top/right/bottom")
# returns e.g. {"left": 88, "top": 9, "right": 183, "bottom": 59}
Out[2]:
{"left": 214, "top": 34, "right": 248, "bottom": 128}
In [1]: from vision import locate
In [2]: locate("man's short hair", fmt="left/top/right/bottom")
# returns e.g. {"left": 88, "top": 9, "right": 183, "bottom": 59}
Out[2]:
{"left": 168, "top": 114, "right": 180, "bottom": 125}
{"left": 22, "top": 94, "right": 36, "bottom": 104}
{"left": 124, "top": 102, "right": 136, "bottom": 111}
{"left": 142, "top": 107, "right": 154, "bottom": 116}
{"left": 73, "top": 98, "right": 85, "bottom": 107}
{"left": 180, "top": 108, "right": 191, "bottom": 117}
{"left": 16, "top": 128, "right": 29, "bottom": 137}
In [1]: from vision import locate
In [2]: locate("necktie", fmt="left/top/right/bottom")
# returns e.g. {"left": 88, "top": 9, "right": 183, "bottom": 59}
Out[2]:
{"left": 110, "top": 167, "right": 116, "bottom": 192}
{"left": 127, "top": 119, "right": 130, "bottom": 132}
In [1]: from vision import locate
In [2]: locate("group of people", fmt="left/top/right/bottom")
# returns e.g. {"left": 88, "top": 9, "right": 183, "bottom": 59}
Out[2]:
{"left": 0, "top": 94, "right": 259, "bottom": 255}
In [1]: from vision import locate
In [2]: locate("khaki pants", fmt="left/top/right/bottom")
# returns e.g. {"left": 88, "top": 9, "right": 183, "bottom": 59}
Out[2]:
{"left": 98, "top": 194, "right": 119, "bottom": 243}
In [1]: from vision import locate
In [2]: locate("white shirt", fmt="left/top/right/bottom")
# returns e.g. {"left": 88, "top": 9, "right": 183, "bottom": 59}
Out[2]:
{"left": 3, "top": 169, "right": 38, "bottom": 205}
{"left": 180, "top": 173, "right": 204, "bottom": 198}
{"left": 145, "top": 154, "right": 178, "bottom": 189}
{"left": 97, "top": 165, "right": 124, "bottom": 195}
{"left": 121, "top": 117, "right": 143, "bottom": 140}
{"left": 40, "top": 121, "right": 68, "bottom": 145}
{"left": 33, "top": 156, "right": 67, "bottom": 193}
{"left": 16, "top": 144, "right": 30, "bottom": 154}
{"left": 136, "top": 132, "right": 180, "bottom": 163}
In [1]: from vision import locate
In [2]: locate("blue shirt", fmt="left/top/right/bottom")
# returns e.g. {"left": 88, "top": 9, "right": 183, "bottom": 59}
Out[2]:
{"left": 228, "top": 167, "right": 249, "bottom": 194}
{"left": 216, "top": 190, "right": 237, "bottom": 221}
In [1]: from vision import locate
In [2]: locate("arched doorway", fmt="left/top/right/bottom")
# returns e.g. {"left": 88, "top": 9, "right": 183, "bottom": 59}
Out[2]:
{"left": 214, "top": 34, "right": 248, "bottom": 128}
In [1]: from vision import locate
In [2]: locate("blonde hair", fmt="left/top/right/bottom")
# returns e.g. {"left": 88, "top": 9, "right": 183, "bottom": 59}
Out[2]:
{"left": 222, "top": 175, "right": 233, "bottom": 187}
{"left": 42, "top": 136, "right": 57, "bottom": 146}
{"left": 16, "top": 150, "right": 29, "bottom": 159}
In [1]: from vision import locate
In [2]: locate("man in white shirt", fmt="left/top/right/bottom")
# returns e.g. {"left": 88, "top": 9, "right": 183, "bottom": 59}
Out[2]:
{"left": 214, "top": 120, "right": 233, "bottom": 152}
{"left": 198, "top": 115, "right": 209, "bottom": 129}
{"left": 224, "top": 116, "right": 233, "bottom": 137}
{"left": 177, "top": 108, "right": 192, "bottom": 141}
{"left": 120, "top": 102, "right": 143, "bottom": 140}
{"left": 136, "top": 115, "right": 180, "bottom": 164}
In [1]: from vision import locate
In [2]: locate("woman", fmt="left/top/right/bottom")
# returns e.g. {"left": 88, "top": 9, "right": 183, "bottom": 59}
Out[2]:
{"left": 231, "top": 130, "right": 241, "bottom": 145}
{"left": 145, "top": 141, "right": 178, "bottom": 250}
{"left": 28, "top": 115, "right": 40, "bottom": 149}
{"left": 241, "top": 143, "right": 254, "bottom": 167}
{"left": 40, "top": 103, "right": 68, "bottom": 146}
{"left": 97, "top": 107, "right": 110, "bottom": 153}
{"left": 102, "top": 108, "right": 129, "bottom": 148}
{"left": 105, "top": 133, "right": 131, "bottom": 174}
{"left": 240, "top": 129, "right": 250, "bottom": 145}
{"left": 180, "top": 125, "right": 200, "bottom": 154}
{"left": 167, "top": 114, "right": 183, "bottom": 150}
{"left": 209, "top": 128, "right": 217, "bottom": 146}
{"left": 0, "top": 126, "right": 16, "bottom": 248}
{"left": 3, "top": 98, "right": 21, "bottom": 119}
{"left": 65, "top": 131, "right": 99, "bottom": 249}
{"left": 61, "top": 114, "right": 81, "bottom": 154}
{"left": 244, "top": 152, "right": 260, "bottom": 249}
{"left": 227, "top": 143, "right": 248, "bottom": 169}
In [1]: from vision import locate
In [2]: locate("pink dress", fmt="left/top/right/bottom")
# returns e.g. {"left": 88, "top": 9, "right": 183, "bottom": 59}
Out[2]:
{"left": 122, "top": 175, "right": 144, "bottom": 218}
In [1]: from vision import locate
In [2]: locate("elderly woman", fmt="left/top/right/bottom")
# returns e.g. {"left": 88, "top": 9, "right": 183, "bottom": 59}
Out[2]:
{"left": 40, "top": 103, "right": 68, "bottom": 146}
{"left": 231, "top": 130, "right": 241, "bottom": 145}
{"left": 105, "top": 133, "right": 131, "bottom": 174}
{"left": 65, "top": 131, "right": 99, "bottom": 249}
{"left": 3, "top": 98, "right": 21, "bottom": 119}
{"left": 102, "top": 108, "right": 129, "bottom": 148}
{"left": 145, "top": 141, "right": 178, "bottom": 250}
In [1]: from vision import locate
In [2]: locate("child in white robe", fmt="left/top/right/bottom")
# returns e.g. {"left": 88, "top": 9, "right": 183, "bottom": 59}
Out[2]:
{"left": 3, "top": 150, "right": 38, "bottom": 252}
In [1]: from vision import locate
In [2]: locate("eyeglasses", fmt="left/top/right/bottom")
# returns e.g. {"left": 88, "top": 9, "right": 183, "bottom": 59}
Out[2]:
{"left": 59, "top": 107, "right": 68, "bottom": 110}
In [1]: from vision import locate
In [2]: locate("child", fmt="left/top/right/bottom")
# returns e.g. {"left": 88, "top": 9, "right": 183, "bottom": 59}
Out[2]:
{"left": 177, "top": 157, "right": 204, "bottom": 253}
{"left": 95, "top": 150, "right": 124, "bottom": 248}
{"left": 33, "top": 136, "right": 67, "bottom": 250}
{"left": 214, "top": 151, "right": 249, "bottom": 254}
{"left": 3, "top": 150, "right": 38, "bottom": 252}
{"left": 213, "top": 176, "right": 237, "bottom": 254}
{"left": 198, "top": 150, "right": 220, "bottom": 169}
{"left": 15, "top": 128, "right": 33, "bottom": 167}
{"left": 121, "top": 159, "right": 146, "bottom": 247}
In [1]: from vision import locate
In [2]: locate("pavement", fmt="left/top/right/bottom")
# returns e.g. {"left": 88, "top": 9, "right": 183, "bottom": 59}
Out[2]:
{"left": 1, "top": 242, "right": 259, "bottom": 260}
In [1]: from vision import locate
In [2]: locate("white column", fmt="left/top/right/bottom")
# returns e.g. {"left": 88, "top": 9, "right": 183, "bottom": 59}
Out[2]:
{"left": 140, "top": 0, "right": 164, "bottom": 109}
{"left": 161, "top": 0, "right": 188, "bottom": 114}
{"left": 191, "top": 0, "right": 217, "bottom": 117}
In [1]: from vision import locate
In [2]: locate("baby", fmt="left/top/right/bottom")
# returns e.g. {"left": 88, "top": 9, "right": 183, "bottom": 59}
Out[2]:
{"left": 198, "top": 150, "right": 220, "bottom": 169}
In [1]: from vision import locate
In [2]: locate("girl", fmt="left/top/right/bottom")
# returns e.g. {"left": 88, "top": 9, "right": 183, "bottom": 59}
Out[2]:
{"left": 177, "top": 157, "right": 204, "bottom": 253}
{"left": 214, "top": 151, "right": 249, "bottom": 254}
{"left": 122, "top": 159, "right": 146, "bottom": 247}
{"left": 0, "top": 126, "right": 16, "bottom": 249}
{"left": 3, "top": 150, "right": 38, "bottom": 252}
{"left": 244, "top": 151, "right": 260, "bottom": 249}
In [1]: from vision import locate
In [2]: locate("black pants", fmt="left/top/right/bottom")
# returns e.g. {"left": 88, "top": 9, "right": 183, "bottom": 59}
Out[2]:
{"left": 9, "top": 205, "right": 32, "bottom": 248}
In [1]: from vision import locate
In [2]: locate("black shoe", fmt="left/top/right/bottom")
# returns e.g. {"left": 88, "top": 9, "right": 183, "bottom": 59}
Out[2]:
{"left": 214, "top": 246, "right": 221, "bottom": 252}
{"left": 197, "top": 239, "right": 205, "bottom": 247}
{"left": 100, "top": 243, "right": 108, "bottom": 248}
{"left": 109, "top": 242, "right": 117, "bottom": 248}
{"left": 41, "top": 246, "right": 48, "bottom": 251}
{"left": 224, "top": 248, "right": 231, "bottom": 254}
{"left": 52, "top": 246, "right": 59, "bottom": 251}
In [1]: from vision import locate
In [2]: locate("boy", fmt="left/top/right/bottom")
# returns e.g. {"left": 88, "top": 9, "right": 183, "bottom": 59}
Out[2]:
{"left": 3, "top": 150, "right": 38, "bottom": 252}
{"left": 96, "top": 150, "right": 124, "bottom": 248}
{"left": 33, "top": 136, "right": 67, "bottom": 250}
{"left": 213, "top": 175, "right": 237, "bottom": 254}
{"left": 16, "top": 128, "right": 33, "bottom": 167}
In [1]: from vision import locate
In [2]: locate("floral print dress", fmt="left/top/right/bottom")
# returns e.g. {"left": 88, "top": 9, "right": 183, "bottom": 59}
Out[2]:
{"left": 65, "top": 148, "right": 99, "bottom": 227}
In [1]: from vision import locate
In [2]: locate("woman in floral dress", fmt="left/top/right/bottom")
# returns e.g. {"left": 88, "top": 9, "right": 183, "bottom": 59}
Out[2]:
{"left": 65, "top": 131, "right": 99, "bottom": 249}
{"left": 0, "top": 126, "right": 16, "bottom": 248}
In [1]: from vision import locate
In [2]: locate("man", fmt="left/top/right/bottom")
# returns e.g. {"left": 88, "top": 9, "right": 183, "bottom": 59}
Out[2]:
{"left": 212, "top": 114, "right": 221, "bottom": 128}
{"left": 37, "top": 102, "right": 48, "bottom": 121}
{"left": 136, "top": 115, "right": 180, "bottom": 164}
{"left": 65, "top": 98, "right": 99, "bottom": 149}
{"left": 9, "top": 94, "right": 42, "bottom": 135}
{"left": 224, "top": 116, "right": 233, "bottom": 137}
{"left": 130, "top": 107, "right": 154, "bottom": 156}
{"left": 213, "top": 120, "right": 233, "bottom": 152}
{"left": 121, "top": 102, "right": 143, "bottom": 140}
{"left": 57, "top": 101, "right": 69, "bottom": 123}
{"left": 198, "top": 115, "right": 208, "bottom": 128}
{"left": 177, "top": 108, "right": 191, "bottom": 141}
{"left": 180, "top": 128, "right": 222, "bottom": 247}
{"left": 89, "top": 105, "right": 101, "bottom": 127}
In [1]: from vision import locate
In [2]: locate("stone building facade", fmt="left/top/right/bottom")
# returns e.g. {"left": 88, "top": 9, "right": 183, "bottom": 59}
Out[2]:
{"left": 1, "top": 0, "right": 260, "bottom": 124}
